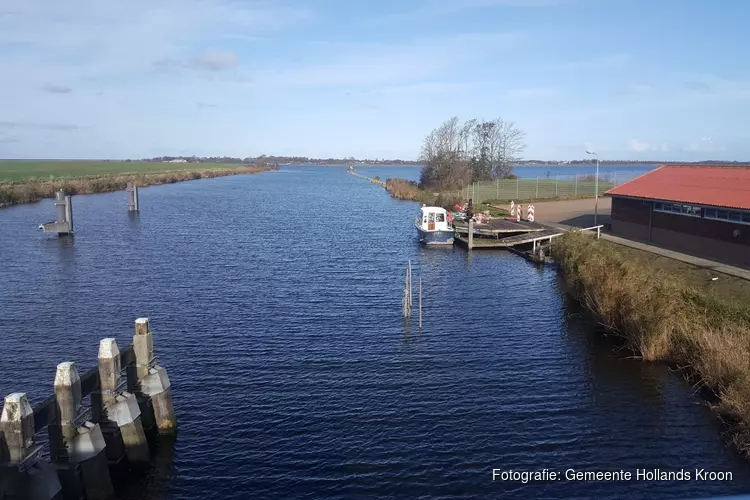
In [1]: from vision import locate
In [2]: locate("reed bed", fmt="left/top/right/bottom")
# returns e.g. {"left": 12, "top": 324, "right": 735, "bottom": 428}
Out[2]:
{"left": 0, "top": 166, "right": 273, "bottom": 208}
{"left": 553, "top": 232, "right": 750, "bottom": 455}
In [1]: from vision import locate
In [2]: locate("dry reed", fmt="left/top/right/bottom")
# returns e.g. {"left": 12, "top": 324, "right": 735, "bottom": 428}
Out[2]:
{"left": 0, "top": 166, "right": 273, "bottom": 208}
{"left": 552, "top": 232, "right": 750, "bottom": 455}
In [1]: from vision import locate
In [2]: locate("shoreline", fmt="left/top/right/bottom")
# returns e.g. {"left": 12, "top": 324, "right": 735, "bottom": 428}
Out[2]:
{"left": 552, "top": 232, "right": 750, "bottom": 457}
{"left": 0, "top": 165, "right": 277, "bottom": 208}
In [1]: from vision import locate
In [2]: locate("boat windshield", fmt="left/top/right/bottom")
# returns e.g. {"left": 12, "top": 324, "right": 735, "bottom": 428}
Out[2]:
{"left": 436, "top": 213, "right": 445, "bottom": 223}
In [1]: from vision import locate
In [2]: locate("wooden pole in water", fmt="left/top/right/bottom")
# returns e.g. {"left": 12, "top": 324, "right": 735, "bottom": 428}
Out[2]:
{"left": 408, "top": 261, "right": 413, "bottom": 309}
{"left": 418, "top": 276, "right": 422, "bottom": 328}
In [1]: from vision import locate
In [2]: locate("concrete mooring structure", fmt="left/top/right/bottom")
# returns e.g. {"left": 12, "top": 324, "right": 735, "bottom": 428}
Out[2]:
{"left": 0, "top": 318, "right": 176, "bottom": 500}
{"left": 38, "top": 190, "right": 73, "bottom": 235}
{"left": 126, "top": 183, "right": 139, "bottom": 212}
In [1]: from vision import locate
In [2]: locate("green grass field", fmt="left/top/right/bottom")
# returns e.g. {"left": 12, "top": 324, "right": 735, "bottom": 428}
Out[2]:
{"left": 0, "top": 160, "right": 247, "bottom": 182}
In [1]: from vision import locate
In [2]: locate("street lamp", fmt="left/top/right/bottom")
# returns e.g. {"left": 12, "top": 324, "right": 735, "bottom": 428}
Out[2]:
{"left": 586, "top": 150, "right": 599, "bottom": 226}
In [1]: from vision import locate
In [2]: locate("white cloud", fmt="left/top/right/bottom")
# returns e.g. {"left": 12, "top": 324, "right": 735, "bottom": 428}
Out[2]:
{"left": 255, "top": 32, "right": 524, "bottom": 87}
{"left": 687, "top": 137, "right": 717, "bottom": 152}
{"left": 629, "top": 139, "right": 655, "bottom": 152}
{"left": 0, "top": 0, "right": 311, "bottom": 85}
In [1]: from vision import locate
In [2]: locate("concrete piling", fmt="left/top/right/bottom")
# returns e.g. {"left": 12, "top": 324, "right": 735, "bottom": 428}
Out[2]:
{"left": 0, "top": 317, "right": 177, "bottom": 499}
{"left": 0, "top": 393, "right": 63, "bottom": 500}
{"left": 39, "top": 190, "right": 73, "bottom": 235}
{"left": 134, "top": 318, "right": 177, "bottom": 435}
{"left": 126, "top": 183, "right": 139, "bottom": 212}
{"left": 0, "top": 393, "right": 35, "bottom": 464}
{"left": 54, "top": 362, "right": 114, "bottom": 500}
{"left": 98, "top": 339, "right": 150, "bottom": 464}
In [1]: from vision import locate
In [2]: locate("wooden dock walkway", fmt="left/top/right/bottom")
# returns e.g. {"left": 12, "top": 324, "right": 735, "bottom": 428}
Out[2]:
{"left": 0, "top": 317, "right": 177, "bottom": 500}
{"left": 453, "top": 218, "right": 603, "bottom": 264}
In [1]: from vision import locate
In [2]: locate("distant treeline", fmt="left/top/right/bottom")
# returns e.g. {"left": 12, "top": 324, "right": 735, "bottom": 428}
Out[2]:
{"left": 141, "top": 155, "right": 422, "bottom": 165}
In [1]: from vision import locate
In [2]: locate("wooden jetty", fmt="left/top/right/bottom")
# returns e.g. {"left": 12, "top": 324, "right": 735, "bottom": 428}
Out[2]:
{"left": 453, "top": 217, "right": 603, "bottom": 265}
{"left": 0, "top": 318, "right": 176, "bottom": 500}
{"left": 347, "top": 168, "right": 386, "bottom": 187}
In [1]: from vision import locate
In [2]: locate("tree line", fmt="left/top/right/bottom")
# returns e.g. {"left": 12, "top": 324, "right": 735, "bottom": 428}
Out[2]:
{"left": 419, "top": 117, "right": 526, "bottom": 190}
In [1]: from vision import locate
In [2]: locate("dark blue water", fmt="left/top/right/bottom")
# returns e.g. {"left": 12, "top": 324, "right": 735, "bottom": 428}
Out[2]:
{"left": 351, "top": 164, "right": 656, "bottom": 183}
{"left": 1, "top": 166, "right": 749, "bottom": 500}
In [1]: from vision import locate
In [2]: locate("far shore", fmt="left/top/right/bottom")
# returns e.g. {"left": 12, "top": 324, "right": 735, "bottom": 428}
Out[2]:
{"left": 0, "top": 163, "right": 278, "bottom": 208}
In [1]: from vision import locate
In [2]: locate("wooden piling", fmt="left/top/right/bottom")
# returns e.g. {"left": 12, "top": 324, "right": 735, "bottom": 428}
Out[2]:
{"left": 468, "top": 219, "right": 474, "bottom": 250}
{"left": 133, "top": 318, "right": 177, "bottom": 435}
{"left": 418, "top": 276, "right": 422, "bottom": 328}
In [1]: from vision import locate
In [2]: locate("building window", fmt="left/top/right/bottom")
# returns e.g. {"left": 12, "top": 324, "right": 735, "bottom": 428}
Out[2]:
{"left": 653, "top": 202, "right": 701, "bottom": 217}
{"left": 704, "top": 208, "right": 750, "bottom": 225}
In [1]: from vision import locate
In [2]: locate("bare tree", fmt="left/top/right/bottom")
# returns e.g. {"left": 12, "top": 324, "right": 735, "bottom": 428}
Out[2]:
{"left": 419, "top": 116, "right": 525, "bottom": 189}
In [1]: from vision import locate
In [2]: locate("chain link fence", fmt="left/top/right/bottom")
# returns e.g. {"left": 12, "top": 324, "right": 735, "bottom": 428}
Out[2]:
{"left": 457, "top": 171, "right": 644, "bottom": 203}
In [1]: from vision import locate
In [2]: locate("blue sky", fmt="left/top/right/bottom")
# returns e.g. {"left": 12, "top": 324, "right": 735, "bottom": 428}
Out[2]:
{"left": 0, "top": 0, "right": 749, "bottom": 161}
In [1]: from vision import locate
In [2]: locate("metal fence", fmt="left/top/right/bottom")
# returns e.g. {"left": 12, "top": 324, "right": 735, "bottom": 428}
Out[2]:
{"left": 458, "top": 170, "right": 645, "bottom": 203}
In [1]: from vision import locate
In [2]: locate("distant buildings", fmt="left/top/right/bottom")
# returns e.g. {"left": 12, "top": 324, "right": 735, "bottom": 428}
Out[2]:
{"left": 605, "top": 165, "right": 750, "bottom": 267}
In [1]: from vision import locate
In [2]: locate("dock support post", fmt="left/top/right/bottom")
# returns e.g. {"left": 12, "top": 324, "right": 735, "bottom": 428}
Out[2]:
{"left": 597, "top": 226, "right": 601, "bottom": 240}
{"left": 468, "top": 219, "right": 474, "bottom": 250}
{"left": 54, "top": 362, "right": 114, "bottom": 500}
{"left": 98, "top": 339, "right": 150, "bottom": 464}
{"left": 134, "top": 319, "right": 177, "bottom": 436}
{"left": 0, "top": 393, "right": 63, "bottom": 500}
{"left": 418, "top": 276, "right": 422, "bottom": 329}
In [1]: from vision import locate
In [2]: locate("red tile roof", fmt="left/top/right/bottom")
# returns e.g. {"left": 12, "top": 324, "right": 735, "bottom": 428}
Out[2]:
{"left": 604, "top": 165, "right": 750, "bottom": 211}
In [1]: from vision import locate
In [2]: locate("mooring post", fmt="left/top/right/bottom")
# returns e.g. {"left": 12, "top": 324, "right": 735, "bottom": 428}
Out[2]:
{"left": 418, "top": 276, "right": 422, "bottom": 329}
{"left": 468, "top": 219, "right": 474, "bottom": 250}
{"left": 0, "top": 393, "right": 63, "bottom": 500}
{"left": 64, "top": 196, "right": 73, "bottom": 232}
{"left": 98, "top": 339, "right": 150, "bottom": 464}
{"left": 134, "top": 318, "right": 177, "bottom": 435}
{"left": 127, "top": 183, "right": 140, "bottom": 212}
{"left": 54, "top": 362, "right": 114, "bottom": 500}
{"left": 55, "top": 190, "right": 66, "bottom": 223}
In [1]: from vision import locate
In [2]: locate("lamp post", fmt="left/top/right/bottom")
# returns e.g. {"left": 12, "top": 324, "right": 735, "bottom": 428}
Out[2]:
{"left": 586, "top": 150, "right": 599, "bottom": 226}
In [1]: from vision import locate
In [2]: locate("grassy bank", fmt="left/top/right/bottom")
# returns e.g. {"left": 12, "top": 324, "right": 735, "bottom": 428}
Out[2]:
{"left": 0, "top": 164, "right": 276, "bottom": 208}
{"left": 553, "top": 232, "right": 750, "bottom": 455}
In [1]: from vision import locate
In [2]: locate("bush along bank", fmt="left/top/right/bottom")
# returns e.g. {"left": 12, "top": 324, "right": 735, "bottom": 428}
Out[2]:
{"left": 0, "top": 165, "right": 277, "bottom": 208}
{"left": 552, "top": 232, "right": 750, "bottom": 456}
{"left": 384, "top": 178, "right": 464, "bottom": 211}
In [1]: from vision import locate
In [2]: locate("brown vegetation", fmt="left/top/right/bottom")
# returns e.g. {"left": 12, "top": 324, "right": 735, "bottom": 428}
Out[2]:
{"left": 0, "top": 166, "right": 274, "bottom": 208}
{"left": 384, "top": 178, "right": 463, "bottom": 210}
{"left": 553, "top": 232, "right": 750, "bottom": 455}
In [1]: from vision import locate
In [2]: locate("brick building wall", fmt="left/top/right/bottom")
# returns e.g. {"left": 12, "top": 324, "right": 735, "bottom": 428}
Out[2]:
{"left": 610, "top": 196, "right": 750, "bottom": 268}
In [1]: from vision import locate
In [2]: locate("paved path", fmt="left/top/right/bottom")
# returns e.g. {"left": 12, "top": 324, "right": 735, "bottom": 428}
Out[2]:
{"left": 599, "top": 233, "right": 750, "bottom": 281}
{"left": 543, "top": 220, "right": 750, "bottom": 282}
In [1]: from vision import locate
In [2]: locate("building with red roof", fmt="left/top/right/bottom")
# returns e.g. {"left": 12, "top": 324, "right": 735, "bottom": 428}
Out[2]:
{"left": 604, "top": 165, "right": 750, "bottom": 268}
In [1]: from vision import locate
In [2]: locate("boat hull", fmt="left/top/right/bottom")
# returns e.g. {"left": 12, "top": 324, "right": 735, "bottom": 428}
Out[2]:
{"left": 416, "top": 227, "right": 454, "bottom": 246}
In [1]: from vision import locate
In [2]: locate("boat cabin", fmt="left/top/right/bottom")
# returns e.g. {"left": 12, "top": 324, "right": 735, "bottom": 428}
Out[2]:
{"left": 416, "top": 206, "right": 452, "bottom": 231}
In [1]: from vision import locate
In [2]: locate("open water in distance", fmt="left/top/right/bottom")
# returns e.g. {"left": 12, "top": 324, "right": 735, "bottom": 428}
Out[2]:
{"left": 1, "top": 165, "right": 749, "bottom": 500}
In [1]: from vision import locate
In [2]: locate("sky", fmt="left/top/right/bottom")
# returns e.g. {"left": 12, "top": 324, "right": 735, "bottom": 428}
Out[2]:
{"left": 0, "top": 0, "right": 749, "bottom": 161}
